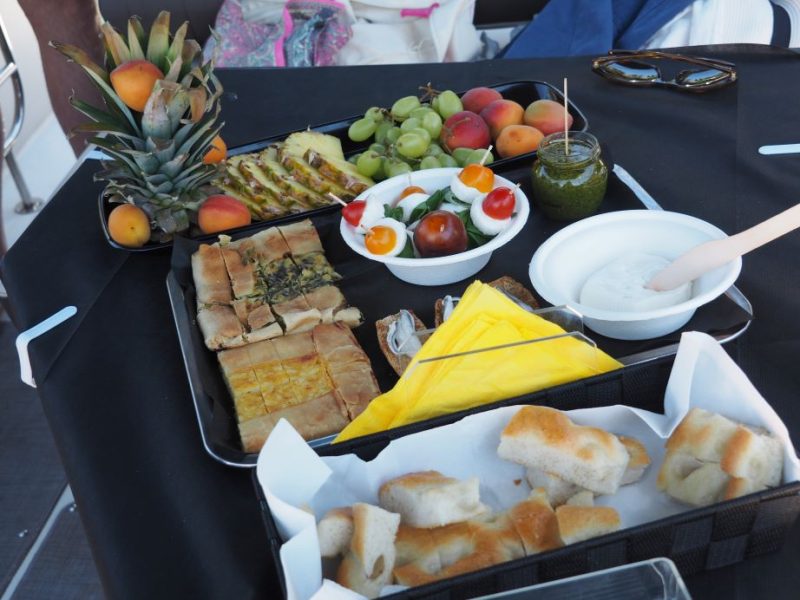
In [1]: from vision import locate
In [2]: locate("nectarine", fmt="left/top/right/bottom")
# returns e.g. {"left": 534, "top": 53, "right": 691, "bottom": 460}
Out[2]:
{"left": 439, "top": 111, "right": 491, "bottom": 152}
{"left": 480, "top": 99, "right": 524, "bottom": 140}
{"left": 461, "top": 87, "right": 502, "bottom": 114}
{"left": 524, "top": 99, "right": 572, "bottom": 136}
{"left": 496, "top": 125, "right": 544, "bottom": 158}
{"left": 198, "top": 195, "right": 251, "bottom": 234}
{"left": 110, "top": 59, "right": 164, "bottom": 112}
{"left": 108, "top": 203, "right": 151, "bottom": 247}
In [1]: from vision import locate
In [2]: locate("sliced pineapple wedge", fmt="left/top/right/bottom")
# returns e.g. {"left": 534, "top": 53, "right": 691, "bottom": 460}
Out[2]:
{"left": 285, "top": 130, "right": 373, "bottom": 194}
{"left": 305, "top": 150, "right": 373, "bottom": 195}
{"left": 283, "top": 131, "right": 346, "bottom": 161}
{"left": 277, "top": 144, "right": 355, "bottom": 201}
{"left": 237, "top": 158, "right": 308, "bottom": 212}
{"left": 256, "top": 148, "right": 331, "bottom": 209}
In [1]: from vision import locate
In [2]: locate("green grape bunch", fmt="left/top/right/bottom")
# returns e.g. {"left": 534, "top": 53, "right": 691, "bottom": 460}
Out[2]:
{"left": 345, "top": 86, "right": 494, "bottom": 179}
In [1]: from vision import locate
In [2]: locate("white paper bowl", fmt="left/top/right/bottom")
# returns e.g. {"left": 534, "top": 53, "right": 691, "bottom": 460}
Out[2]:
{"left": 528, "top": 210, "right": 742, "bottom": 340}
{"left": 340, "top": 168, "right": 530, "bottom": 286}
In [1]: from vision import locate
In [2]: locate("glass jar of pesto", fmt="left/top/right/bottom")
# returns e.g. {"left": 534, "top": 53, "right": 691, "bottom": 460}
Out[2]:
{"left": 531, "top": 131, "right": 608, "bottom": 221}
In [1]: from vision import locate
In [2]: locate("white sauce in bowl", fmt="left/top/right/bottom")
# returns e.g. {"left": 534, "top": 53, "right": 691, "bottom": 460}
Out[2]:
{"left": 579, "top": 253, "right": 692, "bottom": 313}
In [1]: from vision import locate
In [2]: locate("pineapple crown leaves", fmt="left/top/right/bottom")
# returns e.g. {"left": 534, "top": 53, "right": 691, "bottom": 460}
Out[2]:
{"left": 51, "top": 11, "right": 225, "bottom": 235}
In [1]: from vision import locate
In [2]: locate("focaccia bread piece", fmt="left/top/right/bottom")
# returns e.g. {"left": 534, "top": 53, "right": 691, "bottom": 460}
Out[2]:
{"left": 197, "top": 304, "right": 246, "bottom": 349}
{"left": 220, "top": 246, "right": 257, "bottom": 299}
{"left": 525, "top": 468, "right": 581, "bottom": 507}
{"left": 378, "top": 471, "right": 489, "bottom": 528}
{"left": 565, "top": 491, "right": 594, "bottom": 507}
{"left": 336, "top": 503, "right": 400, "bottom": 599}
{"left": 278, "top": 219, "right": 324, "bottom": 256}
{"left": 555, "top": 505, "right": 621, "bottom": 545}
{"left": 619, "top": 435, "right": 651, "bottom": 485}
{"left": 498, "top": 406, "right": 630, "bottom": 495}
{"left": 375, "top": 310, "right": 428, "bottom": 376}
{"left": 317, "top": 507, "right": 354, "bottom": 558}
{"left": 506, "top": 489, "right": 562, "bottom": 555}
{"left": 192, "top": 244, "right": 233, "bottom": 305}
{"left": 658, "top": 408, "right": 783, "bottom": 506}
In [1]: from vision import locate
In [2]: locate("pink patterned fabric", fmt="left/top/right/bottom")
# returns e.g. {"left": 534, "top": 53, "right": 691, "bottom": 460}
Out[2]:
{"left": 205, "top": 0, "right": 351, "bottom": 68}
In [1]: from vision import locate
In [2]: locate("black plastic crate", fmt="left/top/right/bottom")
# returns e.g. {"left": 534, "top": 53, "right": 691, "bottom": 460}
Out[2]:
{"left": 253, "top": 355, "right": 800, "bottom": 599}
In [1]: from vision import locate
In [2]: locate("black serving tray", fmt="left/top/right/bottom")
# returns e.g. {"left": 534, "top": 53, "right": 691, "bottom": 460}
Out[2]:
{"left": 253, "top": 355, "right": 800, "bottom": 600}
{"left": 167, "top": 157, "right": 753, "bottom": 467}
{"left": 103, "top": 80, "right": 587, "bottom": 252}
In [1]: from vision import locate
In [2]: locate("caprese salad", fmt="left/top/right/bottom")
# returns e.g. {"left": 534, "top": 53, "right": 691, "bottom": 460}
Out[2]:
{"left": 341, "top": 165, "right": 518, "bottom": 259}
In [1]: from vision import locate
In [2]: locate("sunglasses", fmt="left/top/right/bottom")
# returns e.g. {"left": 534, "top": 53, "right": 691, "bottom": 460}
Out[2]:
{"left": 592, "top": 50, "right": 737, "bottom": 93}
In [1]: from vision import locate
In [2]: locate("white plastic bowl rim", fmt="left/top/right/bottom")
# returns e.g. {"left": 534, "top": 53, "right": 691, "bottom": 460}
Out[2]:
{"left": 339, "top": 168, "right": 530, "bottom": 267}
{"left": 529, "top": 210, "right": 742, "bottom": 322}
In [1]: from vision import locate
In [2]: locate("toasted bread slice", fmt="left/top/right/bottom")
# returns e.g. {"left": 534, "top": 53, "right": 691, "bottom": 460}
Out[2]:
{"left": 433, "top": 276, "right": 539, "bottom": 326}
{"left": 375, "top": 311, "right": 427, "bottom": 376}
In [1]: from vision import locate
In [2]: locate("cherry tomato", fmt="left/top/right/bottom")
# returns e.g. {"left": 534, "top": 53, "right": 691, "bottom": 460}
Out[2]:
{"left": 365, "top": 225, "right": 397, "bottom": 255}
{"left": 342, "top": 200, "right": 366, "bottom": 227}
{"left": 398, "top": 185, "right": 425, "bottom": 201}
{"left": 413, "top": 211, "right": 467, "bottom": 257}
{"left": 482, "top": 187, "right": 515, "bottom": 219}
{"left": 458, "top": 164, "right": 494, "bottom": 192}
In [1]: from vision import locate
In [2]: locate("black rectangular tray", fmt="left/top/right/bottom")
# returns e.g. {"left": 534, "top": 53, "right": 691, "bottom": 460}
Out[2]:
{"left": 104, "top": 80, "right": 587, "bottom": 252}
{"left": 167, "top": 158, "right": 753, "bottom": 467}
{"left": 253, "top": 355, "right": 800, "bottom": 600}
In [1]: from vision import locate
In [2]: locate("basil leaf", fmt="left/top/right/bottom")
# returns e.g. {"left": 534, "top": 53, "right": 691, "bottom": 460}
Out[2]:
{"left": 457, "top": 209, "right": 492, "bottom": 249}
{"left": 384, "top": 204, "right": 405, "bottom": 221}
{"left": 408, "top": 188, "right": 446, "bottom": 223}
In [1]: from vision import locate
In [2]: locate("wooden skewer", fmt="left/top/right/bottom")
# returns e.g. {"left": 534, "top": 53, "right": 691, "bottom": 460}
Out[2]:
{"left": 563, "top": 77, "right": 570, "bottom": 155}
{"left": 327, "top": 192, "right": 348, "bottom": 207}
{"left": 479, "top": 145, "right": 494, "bottom": 166}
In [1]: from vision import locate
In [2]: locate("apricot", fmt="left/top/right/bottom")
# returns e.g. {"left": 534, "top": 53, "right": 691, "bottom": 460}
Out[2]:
{"left": 496, "top": 125, "right": 544, "bottom": 158}
{"left": 439, "top": 111, "right": 491, "bottom": 152}
{"left": 480, "top": 99, "right": 524, "bottom": 140}
{"left": 198, "top": 195, "right": 251, "bottom": 234}
{"left": 110, "top": 59, "right": 164, "bottom": 112}
{"left": 461, "top": 86, "right": 503, "bottom": 114}
{"left": 108, "top": 203, "right": 151, "bottom": 248}
{"left": 203, "top": 135, "right": 227, "bottom": 164}
{"left": 524, "top": 99, "right": 572, "bottom": 136}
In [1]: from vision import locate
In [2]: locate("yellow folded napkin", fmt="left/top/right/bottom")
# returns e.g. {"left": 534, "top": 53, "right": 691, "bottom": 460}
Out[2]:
{"left": 335, "top": 281, "right": 622, "bottom": 442}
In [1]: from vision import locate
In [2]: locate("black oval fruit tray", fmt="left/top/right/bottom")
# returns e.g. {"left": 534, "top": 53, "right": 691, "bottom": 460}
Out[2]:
{"left": 99, "top": 80, "right": 588, "bottom": 252}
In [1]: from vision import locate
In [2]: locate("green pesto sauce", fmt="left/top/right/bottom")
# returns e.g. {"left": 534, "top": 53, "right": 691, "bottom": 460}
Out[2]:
{"left": 531, "top": 141, "right": 608, "bottom": 221}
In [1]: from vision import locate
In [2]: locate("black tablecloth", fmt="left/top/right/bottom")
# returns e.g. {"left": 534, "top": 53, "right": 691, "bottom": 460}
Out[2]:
{"left": 2, "top": 45, "right": 800, "bottom": 599}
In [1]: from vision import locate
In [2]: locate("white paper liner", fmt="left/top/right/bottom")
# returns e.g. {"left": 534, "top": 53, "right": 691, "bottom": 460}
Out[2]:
{"left": 256, "top": 332, "right": 800, "bottom": 600}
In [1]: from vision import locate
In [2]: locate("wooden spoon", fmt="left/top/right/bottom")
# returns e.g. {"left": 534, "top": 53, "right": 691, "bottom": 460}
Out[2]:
{"left": 647, "top": 202, "right": 800, "bottom": 291}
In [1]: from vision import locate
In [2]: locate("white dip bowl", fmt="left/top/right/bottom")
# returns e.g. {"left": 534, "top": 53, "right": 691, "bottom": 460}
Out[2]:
{"left": 340, "top": 168, "right": 530, "bottom": 286}
{"left": 528, "top": 210, "right": 742, "bottom": 340}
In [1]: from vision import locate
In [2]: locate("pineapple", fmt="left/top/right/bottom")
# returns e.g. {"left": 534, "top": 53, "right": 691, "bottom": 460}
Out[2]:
{"left": 284, "top": 131, "right": 374, "bottom": 194}
{"left": 52, "top": 11, "right": 223, "bottom": 240}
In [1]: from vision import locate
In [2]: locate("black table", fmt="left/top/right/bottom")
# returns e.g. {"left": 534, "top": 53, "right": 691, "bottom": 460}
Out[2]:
{"left": 2, "top": 45, "right": 800, "bottom": 599}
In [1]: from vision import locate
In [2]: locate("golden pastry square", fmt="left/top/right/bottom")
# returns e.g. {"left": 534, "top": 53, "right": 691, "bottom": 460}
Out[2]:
{"left": 191, "top": 244, "right": 233, "bottom": 305}
{"left": 278, "top": 219, "right": 324, "bottom": 256}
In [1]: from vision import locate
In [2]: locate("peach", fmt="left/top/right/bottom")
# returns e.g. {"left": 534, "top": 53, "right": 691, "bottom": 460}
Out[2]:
{"left": 108, "top": 203, "right": 151, "bottom": 247}
{"left": 198, "top": 195, "right": 251, "bottom": 234}
{"left": 203, "top": 135, "right": 227, "bottom": 164}
{"left": 524, "top": 99, "right": 572, "bottom": 136}
{"left": 439, "top": 111, "right": 491, "bottom": 152}
{"left": 110, "top": 59, "right": 164, "bottom": 112}
{"left": 496, "top": 125, "right": 544, "bottom": 158}
{"left": 480, "top": 99, "right": 524, "bottom": 140}
{"left": 461, "top": 86, "right": 503, "bottom": 114}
